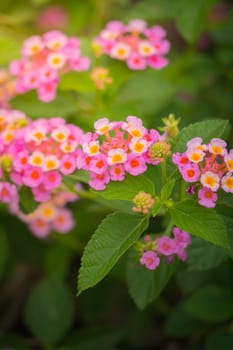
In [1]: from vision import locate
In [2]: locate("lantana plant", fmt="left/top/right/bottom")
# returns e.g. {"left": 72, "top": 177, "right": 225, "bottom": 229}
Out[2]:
{"left": 0, "top": 18, "right": 232, "bottom": 317}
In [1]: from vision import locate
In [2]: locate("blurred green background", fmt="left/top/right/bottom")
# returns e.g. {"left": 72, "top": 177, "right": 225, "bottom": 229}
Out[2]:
{"left": 0, "top": 0, "right": 233, "bottom": 349}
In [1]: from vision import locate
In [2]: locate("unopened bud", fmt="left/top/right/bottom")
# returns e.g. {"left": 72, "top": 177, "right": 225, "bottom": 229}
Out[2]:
{"left": 132, "top": 191, "right": 155, "bottom": 214}
{"left": 0, "top": 155, "right": 13, "bottom": 172}
{"left": 149, "top": 141, "right": 171, "bottom": 162}
{"left": 160, "top": 114, "right": 180, "bottom": 138}
{"left": 15, "top": 118, "right": 28, "bottom": 128}
{"left": 92, "top": 41, "right": 103, "bottom": 57}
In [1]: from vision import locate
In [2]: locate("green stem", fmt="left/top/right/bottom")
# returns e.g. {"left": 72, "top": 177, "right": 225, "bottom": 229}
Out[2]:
{"left": 164, "top": 218, "right": 173, "bottom": 236}
{"left": 161, "top": 160, "right": 167, "bottom": 185}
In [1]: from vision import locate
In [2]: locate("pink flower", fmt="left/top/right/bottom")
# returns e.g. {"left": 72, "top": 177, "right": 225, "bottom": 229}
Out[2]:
{"left": 13, "top": 150, "right": 29, "bottom": 171}
{"left": 173, "top": 227, "right": 191, "bottom": 248}
{"left": 109, "top": 164, "right": 125, "bottom": 181}
{"left": 36, "top": 5, "right": 68, "bottom": 31}
{"left": 39, "top": 66, "right": 57, "bottom": 83}
{"left": 43, "top": 171, "right": 62, "bottom": 191}
{"left": 29, "top": 218, "right": 51, "bottom": 239}
{"left": 37, "top": 81, "right": 57, "bottom": 103}
{"left": 0, "top": 182, "right": 16, "bottom": 203}
{"left": 69, "top": 56, "right": 90, "bottom": 71}
{"left": 200, "top": 171, "right": 220, "bottom": 192}
{"left": 53, "top": 208, "right": 74, "bottom": 233}
{"left": 180, "top": 163, "right": 200, "bottom": 182}
{"left": 32, "top": 185, "right": 51, "bottom": 202}
{"left": 221, "top": 173, "right": 233, "bottom": 193}
{"left": 107, "top": 148, "right": 127, "bottom": 165}
{"left": 21, "top": 35, "right": 44, "bottom": 56}
{"left": 89, "top": 154, "right": 108, "bottom": 174}
{"left": 224, "top": 150, "right": 233, "bottom": 172}
{"left": 157, "top": 236, "right": 177, "bottom": 256}
{"left": 209, "top": 138, "right": 227, "bottom": 155}
{"left": 140, "top": 251, "right": 160, "bottom": 270}
{"left": 89, "top": 172, "right": 110, "bottom": 191}
{"left": 127, "top": 19, "right": 147, "bottom": 32}
{"left": 198, "top": 187, "right": 218, "bottom": 208}
{"left": 127, "top": 53, "right": 147, "bottom": 70}
{"left": 60, "top": 155, "right": 76, "bottom": 175}
{"left": 172, "top": 152, "right": 190, "bottom": 168}
{"left": 147, "top": 55, "right": 169, "bottom": 69}
{"left": 124, "top": 155, "right": 147, "bottom": 176}
{"left": 23, "top": 167, "right": 44, "bottom": 188}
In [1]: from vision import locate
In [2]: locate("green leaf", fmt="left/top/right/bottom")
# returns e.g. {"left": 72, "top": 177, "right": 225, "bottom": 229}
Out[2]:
{"left": 187, "top": 237, "right": 229, "bottom": 271}
{"left": 205, "top": 327, "right": 233, "bottom": 350}
{"left": 172, "top": 119, "right": 230, "bottom": 153}
{"left": 24, "top": 279, "right": 74, "bottom": 344}
{"left": 59, "top": 72, "right": 95, "bottom": 93}
{"left": 60, "top": 327, "right": 123, "bottom": 350}
{"left": 78, "top": 212, "right": 149, "bottom": 294}
{"left": 127, "top": 258, "right": 175, "bottom": 309}
{"left": 174, "top": 0, "right": 218, "bottom": 43}
{"left": 11, "top": 91, "right": 77, "bottom": 119}
{"left": 216, "top": 204, "right": 233, "bottom": 255}
{"left": 151, "top": 198, "right": 163, "bottom": 217}
{"left": 165, "top": 302, "right": 206, "bottom": 338}
{"left": 93, "top": 174, "right": 155, "bottom": 202}
{"left": 171, "top": 199, "right": 229, "bottom": 249}
{"left": 160, "top": 179, "right": 176, "bottom": 202}
{"left": 184, "top": 285, "right": 233, "bottom": 322}
{"left": 18, "top": 186, "right": 39, "bottom": 214}
{"left": 117, "top": 71, "right": 176, "bottom": 115}
{"left": 0, "top": 32, "right": 20, "bottom": 65}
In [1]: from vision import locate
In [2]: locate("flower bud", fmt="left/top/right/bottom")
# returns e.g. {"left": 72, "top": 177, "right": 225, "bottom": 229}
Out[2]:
{"left": 148, "top": 141, "right": 171, "bottom": 162}
{"left": 132, "top": 191, "right": 155, "bottom": 214}
{"left": 0, "top": 155, "right": 13, "bottom": 172}
{"left": 160, "top": 114, "right": 180, "bottom": 138}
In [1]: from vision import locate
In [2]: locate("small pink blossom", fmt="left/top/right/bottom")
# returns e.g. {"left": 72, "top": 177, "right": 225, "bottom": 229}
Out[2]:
{"left": 124, "top": 155, "right": 147, "bottom": 176}
{"left": 140, "top": 251, "right": 160, "bottom": 270}
{"left": 43, "top": 171, "right": 62, "bottom": 191}
{"left": 60, "top": 155, "right": 76, "bottom": 175}
{"left": 200, "top": 171, "right": 220, "bottom": 192}
{"left": 198, "top": 187, "right": 217, "bottom": 208}
{"left": 221, "top": 173, "right": 233, "bottom": 193}
{"left": 109, "top": 164, "right": 125, "bottom": 181}
{"left": 127, "top": 53, "right": 147, "bottom": 70}
{"left": 23, "top": 167, "right": 44, "bottom": 188}
{"left": 157, "top": 236, "right": 177, "bottom": 256}
{"left": 180, "top": 163, "right": 200, "bottom": 182}
{"left": 53, "top": 208, "right": 75, "bottom": 233}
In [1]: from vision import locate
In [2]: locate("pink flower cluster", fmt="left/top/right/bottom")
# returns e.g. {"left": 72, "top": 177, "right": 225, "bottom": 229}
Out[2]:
{"left": 78, "top": 116, "right": 163, "bottom": 190}
{"left": 0, "top": 180, "right": 76, "bottom": 238}
{"left": 139, "top": 227, "right": 191, "bottom": 270}
{"left": 93, "top": 19, "right": 170, "bottom": 70}
{"left": 19, "top": 189, "right": 77, "bottom": 239}
{"left": 7, "top": 117, "right": 83, "bottom": 202}
{"left": 173, "top": 137, "right": 233, "bottom": 208}
{"left": 0, "top": 109, "right": 84, "bottom": 201}
{"left": 0, "top": 111, "right": 164, "bottom": 197}
{"left": 9, "top": 31, "right": 90, "bottom": 102}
